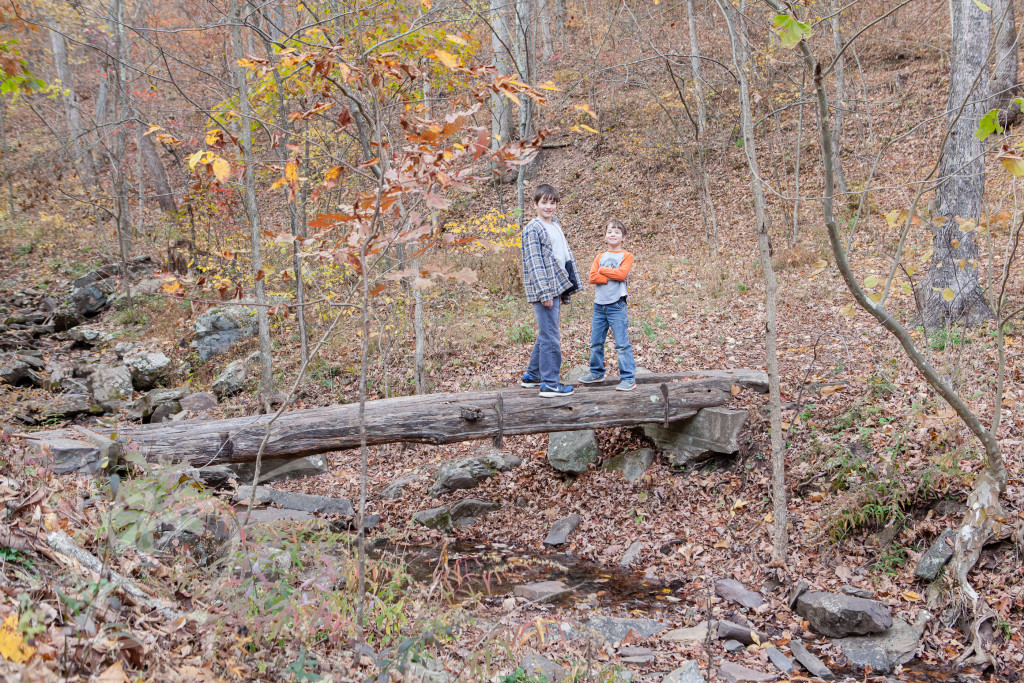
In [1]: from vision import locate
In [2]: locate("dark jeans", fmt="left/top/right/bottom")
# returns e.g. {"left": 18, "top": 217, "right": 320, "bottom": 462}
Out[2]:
{"left": 525, "top": 298, "right": 562, "bottom": 385}
{"left": 589, "top": 299, "right": 635, "bottom": 382}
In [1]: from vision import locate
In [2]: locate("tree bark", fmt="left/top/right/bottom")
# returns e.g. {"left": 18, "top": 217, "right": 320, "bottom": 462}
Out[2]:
{"left": 829, "top": 3, "right": 849, "bottom": 197}
{"left": 686, "top": 0, "right": 719, "bottom": 250}
{"left": 987, "top": 0, "right": 1020, "bottom": 127}
{"left": 717, "top": 0, "right": 786, "bottom": 562}
{"left": 539, "top": 0, "right": 555, "bottom": 60}
{"left": 28, "top": 371, "right": 767, "bottom": 471}
{"left": 490, "top": 0, "right": 515, "bottom": 148}
{"left": 138, "top": 130, "right": 177, "bottom": 212}
{"left": 921, "top": 0, "right": 994, "bottom": 332}
{"left": 231, "top": 0, "right": 275, "bottom": 402}
{"left": 49, "top": 30, "right": 96, "bottom": 191}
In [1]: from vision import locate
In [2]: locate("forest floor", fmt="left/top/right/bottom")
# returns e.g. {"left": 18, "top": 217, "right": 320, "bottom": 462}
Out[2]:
{"left": 1, "top": 17, "right": 1024, "bottom": 683}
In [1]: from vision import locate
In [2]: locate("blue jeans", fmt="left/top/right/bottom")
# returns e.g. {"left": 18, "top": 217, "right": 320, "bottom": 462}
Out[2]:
{"left": 589, "top": 299, "right": 635, "bottom": 382}
{"left": 526, "top": 297, "right": 562, "bottom": 385}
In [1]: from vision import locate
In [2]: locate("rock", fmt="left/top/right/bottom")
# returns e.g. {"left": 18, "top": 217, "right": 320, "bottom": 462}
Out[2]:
{"left": 544, "top": 513, "right": 582, "bottom": 546}
{"left": 521, "top": 652, "right": 567, "bottom": 682}
{"left": 192, "top": 305, "right": 257, "bottom": 361}
{"left": 787, "top": 579, "right": 810, "bottom": 610}
{"left": 402, "top": 658, "right": 457, "bottom": 683}
{"left": 135, "top": 277, "right": 166, "bottom": 295}
{"left": 67, "top": 327, "right": 113, "bottom": 346}
{"left": 788, "top": 641, "right": 834, "bottom": 680}
{"left": 619, "top": 540, "right": 644, "bottom": 568}
{"left": 88, "top": 365, "right": 134, "bottom": 404}
{"left": 357, "top": 513, "right": 382, "bottom": 532}
{"left": 114, "top": 342, "right": 139, "bottom": 359}
{"left": 662, "top": 661, "right": 705, "bottom": 683}
{"left": 233, "top": 485, "right": 355, "bottom": 516}
{"left": 618, "top": 646, "right": 654, "bottom": 664}
{"left": 548, "top": 430, "right": 600, "bottom": 473}
{"left": 840, "top": 585, "right": 874, "bottom": 599}
{"left": 562, "top": 616, "right": 664, "bottom": 644}
{"left": 716, "top": 620, "right": 768, "bottom": 646}
{"left": 513, "top": 580, "right": 573, "bottom": 603}
{"left": 643, "top": 406, "right": 748, "bottom": 466}
{"left": 428, "top": 453, "right": 517, "bottom": 497}
{"left": 228, "top": 454, "right": 329, "bottom": 485}
{"left": 150, "top": 402, "right": 182, "bottom": 423}
{"left": 661, "top": 622, "right": 708, "bottom": 645}
{"left": 836, "top": 612, "right": 929, "bottom": 675}
{"left": 765, "top": 647, "right": 794, "bottom": 674}
{"left": 412, "top": 498, "right": 500, "bottom": 531}
{"left": 913, "top": 529, "right": 956, "bottom": 581}
{"left": 715, "top": 579, "right": 764, "bottom": 609}
{"left": 136, "top": 387, "right": 190, "bottom": 420}
{"left": 70, "top": 285, "right": 108, "bottom": 317}
{"left": 716, "top": 662, "right": 774, "bottom": 683}
{"left": 182, "top": 465, "right": 238, "bottom": 489}
{"left": 212, "top": 359, "right": 247, "bottom": 397}
{"left": 723, "top": 639, "right": 744, "bottom": 653}
{"left": 52, "top": 308, "right": 83, "bottom": 332}
{"left": 0, "top": 354, "right": 44, "bottom": 387}
{"left": 124, "top": 350, "right": 172, "bottom": 390}
{"left": 603, "top": 448, "right": 656, "bottom": 483}
{"left": 28, "top": 394, "right": 94, "bottom": 420}
{"left": 180, "top": 391, "right": 218, "bottom": 412}
{"left": 232, "top": 545, "right": 292, "bottom": 579}
{"left": 377, "top": 474, "right": 421, "bottom": 500}
{"left": 795, "top": 591, "right": 893, "bottom": 638}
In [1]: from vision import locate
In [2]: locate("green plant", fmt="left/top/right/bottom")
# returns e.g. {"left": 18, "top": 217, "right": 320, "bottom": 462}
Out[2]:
{"left": 509, "top": 322, "right": 536, "bottom": 344}
{"left": 872, "top": 544, "right": 909, "bottom": 576}
{"left": 926, "top": 325, "right": 966, "bottom": 351}
{"left": 498, "top": 667, "right": 547, "bottom": 683}
{"left": 735, "top": 282, "right": 748, "bottom": 293}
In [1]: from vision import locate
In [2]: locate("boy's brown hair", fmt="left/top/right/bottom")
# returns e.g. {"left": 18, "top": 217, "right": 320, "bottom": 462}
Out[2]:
{"left": 606, "top": 219, "right": 626, "bottom": 237}
{"left": 533, "top": 184, "right": 560, "bottom": 204}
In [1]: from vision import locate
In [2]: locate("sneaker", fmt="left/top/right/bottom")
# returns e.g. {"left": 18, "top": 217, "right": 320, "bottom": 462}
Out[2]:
{"left": 615, "top": 379, "right": 637, "bottom": 391}
{"left": 539, "top": 382, "right": 574, "bottom": 397}
{"left": 521, "top": 373, "right": 541, "bottom": 388}
{"left": 578, "top": 371, "right": 604, "bottom": 384}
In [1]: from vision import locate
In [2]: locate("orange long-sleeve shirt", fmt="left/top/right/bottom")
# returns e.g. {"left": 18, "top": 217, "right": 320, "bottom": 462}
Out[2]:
{"left": 588, "top": 250, "right": 634, "bottom": 284}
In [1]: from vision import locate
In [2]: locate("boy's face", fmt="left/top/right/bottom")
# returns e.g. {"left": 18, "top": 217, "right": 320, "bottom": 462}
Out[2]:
{"left": 535, "top": 196, "right": 558, "bottom": 221}
{"left": 604, "top": 225, "right": 624, "bottom": 249}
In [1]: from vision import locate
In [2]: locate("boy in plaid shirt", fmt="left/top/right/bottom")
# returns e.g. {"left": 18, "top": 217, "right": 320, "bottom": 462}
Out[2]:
{"left": 519, "top": 184, "right": 581, "bottom": 397}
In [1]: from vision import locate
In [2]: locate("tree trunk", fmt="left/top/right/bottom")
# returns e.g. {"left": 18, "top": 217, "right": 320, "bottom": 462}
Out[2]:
{"left": 829, "top": 3, "right": 849, "bottom": 197}
{"left": 687, "top": 0, "right": 707, "bottom": 135}
{"left": 490, "top": 0, "right": 514, "bottom": 148}
{"left": 111, "top": 0, "right": 132, "bottom": 314}
{"left": 49, "top": 30, "right": 96, "bottom": 190}
{"left": 717, "top": 0, "right": 786, "bottom": 562}
{"left": 413, "top": 258, "right": 428, "bottom": 394}
{"left": 921, "top": 0, "right": 994, "bottom": 332}
{"left": 514, "top": 0, "right": 534, "bottom": 216}
{"left": 138, "top": 130, "right": 177, "bottom": 212}
{"left": 29, "top": 371, "right": 767, "bottom": 472}
{"left": 987, "top": 0, "right": 1020, "bottom": 127}
{"left": 231, "top": 0, "right": 275, "bottom": 403}
{"left": 686, "top": 0, "right": 719, "bottom": 250}
{"left": 539, "top": 0, "right": 554, "bottom": 60}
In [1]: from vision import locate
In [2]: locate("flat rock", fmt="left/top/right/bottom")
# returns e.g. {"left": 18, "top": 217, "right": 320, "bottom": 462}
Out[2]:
{"left": 228, "top": 455, "right": 329, "bottom": 485}
{"left": 68, "top": 327, "right": 113, "bottom": 346}
{"left": 643, "top": 406, "right": 748, "bottom": 466}
{"left": 717, "top": 620, "right": 768, "bottom": 646}
{"left": 548, "top": 430, "right": 600, "bottom": 473}
{"left": 717, "top": 662, "right": 774, "bottom": 683}
{"left": 913, "top": 529, "right": 955, "bottom": 581}
{"left": 544, "top": 513, "right": 582, "bottom": 546}
{"left": 618, "top": 646, "right": 654, "bottom": 664}
{"left": 723, "top": 639, "right": 744, "bottom": 652}
{"left": 795, "top": 591, "right": 892, "bottom": 638}
{"left": 521, "top": 652, "right": 567, "bottom": 683}
{"left": 428, "top": 453, "right": 516, "bottom": 496}
{"left": 513, "top": 580, "right": 573, "bottom": 603}
{"left": 242, "top": 508, "right": 319, "bottom": 525}
{"left": 562, "top": 616, "right": 664, "bottom": 644}
{"left": 412, "top": 498, "right": 500, "bottom": 531}
{"left": 788, "top": 641, "right": 834, "bottom": 680}
{"left": 619, "top": 540, "right": 644, "bottom": 568}
{"left": 715, "top": 579, "right": 764, "bottom": 609}
{"left": 661, "top": 622, "right": 708, "bottom": 645}
{"left": 233, "top": 485, "right": 354, "bottom": 516}
{"left": 377, "top": 474, "right": 421, "bottom": 500}
{"left": 836, "top": 613, "right": 929, "bottom": 675}
{"left": 661, "top": 661, "right": 705, "bottom": 683}
{"left": 180, "top": 391, "right": 218, "bottom": 412}
{"left": 603, "top": 448, "right": 656, "bottom": 483}
{"left": 765, "top": 647, "right": 794, "bottom": 674}
{"left": 28, "top": 394, "right": 94, "bottom": 420}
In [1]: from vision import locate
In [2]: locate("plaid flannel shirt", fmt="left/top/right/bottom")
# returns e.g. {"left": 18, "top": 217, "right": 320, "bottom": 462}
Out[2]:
{"left": 521, "top": 216, "right": 578, "bottom": 303}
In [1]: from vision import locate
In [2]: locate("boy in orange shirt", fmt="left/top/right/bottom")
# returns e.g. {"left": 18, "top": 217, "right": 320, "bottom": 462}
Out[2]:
{"left": 579, "top": 219, "right": 636, "bottom": 391}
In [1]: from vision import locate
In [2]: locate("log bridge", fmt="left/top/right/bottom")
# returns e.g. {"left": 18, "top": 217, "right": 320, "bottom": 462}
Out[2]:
{"left": 22, "top": 370, "right": 768, "bottom": 475}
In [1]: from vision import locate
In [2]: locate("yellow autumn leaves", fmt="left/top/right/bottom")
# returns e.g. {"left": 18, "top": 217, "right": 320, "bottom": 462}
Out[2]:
{"left": 0, "top": 614, "right": 34, "bottom": 664}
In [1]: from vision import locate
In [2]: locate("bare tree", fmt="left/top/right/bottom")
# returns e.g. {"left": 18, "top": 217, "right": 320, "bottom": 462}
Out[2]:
{"left": 828, "top": 1, "right": 848, "bottom": 197}
{"left": 50, "top": 30, "right": 96, "bottom": 191}
{"left": 686, "top": 0, "right": 719, "bottom": 250}
{"left": 987, "top": 0, "right": 1019, "bottom": 126}
{"left": 138, "top": 130, "right": 177, "bottom": 212}
{"left": 490, "top": 0, "right": 515, "bottom": 149}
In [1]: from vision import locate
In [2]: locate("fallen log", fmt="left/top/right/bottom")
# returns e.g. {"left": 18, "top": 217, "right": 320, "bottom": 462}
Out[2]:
{"left": 22, "top": 370, "right": 766, "bottom": 475}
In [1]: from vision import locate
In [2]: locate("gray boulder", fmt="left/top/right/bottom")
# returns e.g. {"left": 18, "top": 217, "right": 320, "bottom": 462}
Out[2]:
{"left": 180, "top": 391, "right": 218, "bottom": 412}
{"left": 913, "top": 529, "right": 955, "bottom": 581}
{"left": 561, "top": 616, "right": 664, "bottom": 644}
{"left": 715, "top": 579, "right": 765, "bottom": 609}
{"left": 548, "top": 430, "right": 600, "bottom": 473}
{"left": 544, "top": 513, "right": 581, "bottom": 546}
{"left": 836, "top": 612, "right": 929, "bottom": 674}
{"left": 795, "top": 591, "right": 893, "bottom": 638}
{"left": 603, "top": 448, "right": 655, "bottom": 483}
{"left": 68, "top": 327, "right": 113, "bottom": 346}
{"left": 124, "top": 350, "right": 172, "bottom": 390}
{"left": 521, "top": 653, "right": 567, "bottom": 682}
{"left": 429, "top": 453, "right": 518, "bottom": 496}
{"left": 137, "top": 387, "right": 190, "bottom": 419}
{"left": 212, "top": 359, "right": 247, "bottom": 397}
{"left": 412, "top": 498, "right": 500, "bottom": 531}
{"left": 234, "top": 485, "right": 354, "bottom": 516}
{"left": 716, "top": 620, "right": 769, "bottom": 646}
{"left": 192, "top": 305, "right": 257, "bottom": 361}
{"left": 28, "top": 394, "right": 94, "bottom": 420}
{"left": 150, "top": 402, "right": 182, "bottom": 423}
{"left": 513, "top": 580, "right": 573, "bottom": 603}
{"left": 788, "top": 641, "right": 834, "bottom": 680}
{"left": 89, "top": 365, "right": 134, "bottom": 405}
{"left": 229, "top": 454, "right": 329, "bottom": 485}
{"left": 662, "top": 662, "right": 704, "bottom": 683}
{"left": 0, "top": 354, "right": 44, "bottom": 387}
{"left": 70, "top": 285, "right": 108, "bottom": 317}
{"left": 643, "top": 406, "right": 748, "bottom": 466}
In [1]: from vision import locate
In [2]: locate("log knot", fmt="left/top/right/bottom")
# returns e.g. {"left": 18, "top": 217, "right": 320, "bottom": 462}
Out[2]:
{"left": 460, "top": 406, "right": 484, "bottom": 421}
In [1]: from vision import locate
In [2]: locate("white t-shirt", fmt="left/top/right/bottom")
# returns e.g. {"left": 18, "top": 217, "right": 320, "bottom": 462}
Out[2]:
{"left": 540, "top": 218, "right": 570, "bottom": 273}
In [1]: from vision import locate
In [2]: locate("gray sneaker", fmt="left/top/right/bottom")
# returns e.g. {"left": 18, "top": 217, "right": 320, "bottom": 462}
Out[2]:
{"left": 578, "top": 371, "right": 604, "bottom": 384}
{"left": 615, "top": 379, "right": 637, "bottom": 391}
